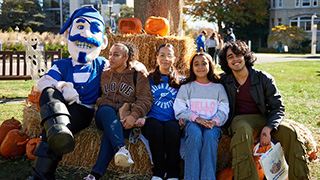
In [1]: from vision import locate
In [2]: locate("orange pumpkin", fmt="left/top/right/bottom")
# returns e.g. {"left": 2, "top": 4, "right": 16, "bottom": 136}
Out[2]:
{"left": 0, "top": 117, "right": 21, "bottom": 145}
{"left": 118, "top": 17, "right": 142, "bottom": 34}
{"left": 217, "top": 167, "right": 233, "bottom": 180}
{"left": 28, "top": 85, "right": 41, "bottom": 110}
{"left": 145, "top": 16, "right": 169, "bottom": 37}
{"left": 0, "top": 129, "right": 29, "bottom": 157}
{"left": 26, "top": 137, "right": 41, "bottom": 160}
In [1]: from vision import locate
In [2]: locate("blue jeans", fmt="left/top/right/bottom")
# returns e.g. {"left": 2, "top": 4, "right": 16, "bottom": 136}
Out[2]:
{"left": 184, "top": 121, "right": 221, "bottom": 180}
{"left": 91, "top": 105, "right": 130, "bottom": 177}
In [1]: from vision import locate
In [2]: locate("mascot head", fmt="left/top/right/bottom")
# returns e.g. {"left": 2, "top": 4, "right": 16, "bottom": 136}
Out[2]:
{"left": 60, "top": 6, "right": 108, "bottom": 64}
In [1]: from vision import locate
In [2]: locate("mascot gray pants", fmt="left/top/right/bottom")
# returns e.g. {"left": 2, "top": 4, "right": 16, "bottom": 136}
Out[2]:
{"left": 30, "top": 87, "right": 94, "bottom": 180}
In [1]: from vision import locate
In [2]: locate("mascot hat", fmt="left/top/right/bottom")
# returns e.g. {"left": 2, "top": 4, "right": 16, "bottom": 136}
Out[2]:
{"left": 59, "top": 6, "right": 104, "bottom": 35}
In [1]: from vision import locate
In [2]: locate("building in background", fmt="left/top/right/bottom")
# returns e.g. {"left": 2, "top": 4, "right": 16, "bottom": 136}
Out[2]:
{"left": 269, "top": 0, "right": 320, "bottom": 51}
{"left": 43, "top": 0, "right": 133, "bottom": 33}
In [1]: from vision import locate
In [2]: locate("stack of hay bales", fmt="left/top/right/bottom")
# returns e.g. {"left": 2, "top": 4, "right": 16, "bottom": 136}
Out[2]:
{"left": 101, "top": 34, "right": 195, "bottom": 76}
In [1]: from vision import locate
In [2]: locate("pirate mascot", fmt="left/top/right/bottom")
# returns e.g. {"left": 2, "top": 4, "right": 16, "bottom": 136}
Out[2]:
{"left": 28, "top": 6, "right": 108, "bottom": 180}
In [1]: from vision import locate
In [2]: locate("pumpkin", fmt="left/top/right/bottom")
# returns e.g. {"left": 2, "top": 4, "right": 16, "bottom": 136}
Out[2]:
{"left": 118, "top": 17, "right": 142, "bottom": 34}
{"left": 28, "top": 85, "right": 41, "bottom": 110}
{"left": 26, "top": 137, "right": 41, "bottom": 160}
{"left": 0, "top": 129, "right": 29, "bottom": 157}
{"left": 0, "top": 117, "right": 21, "bottom": 145}
{"left": 145, "top": 16, "right": 169, "bottom": 37}
{"left": 217, "top": 167, "right": 233, "bottom": 180}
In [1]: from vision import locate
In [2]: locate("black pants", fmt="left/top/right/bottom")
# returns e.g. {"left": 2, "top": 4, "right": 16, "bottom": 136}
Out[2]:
{"left": 208, "top": 47, "right": 216, "bottom": 63}
{"left": 39, "top": 87, "right": 94, "bottom": 142}
{"left": 141, "top": 117, "right": 181, "bottom": 179}
{"left": 33, "top": 87, "right": 94, "bottom": 179}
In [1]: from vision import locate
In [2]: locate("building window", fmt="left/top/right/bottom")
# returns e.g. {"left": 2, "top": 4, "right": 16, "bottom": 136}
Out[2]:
{"left": 272, "top": 0, "right": 276, "bottom": 8}
{"left": 271, "top": 18, "right": 274, "bottom": 27}
{"left": 313, "top": 0, "right": 318, "bottom": 6}
{"left": 278, "top": 18, "right": 282, "bottom": 25}
{"left": 302, "top": 0, "right": 311, "bottom": 6}
{"left": 290, "top": 16, "right": 320, "bottom": 32}
{"left": 279, "top": 0, "right": 283, "bottom": 7}
{"left": 296, "top": 0, "right": 300, "bottom": 6}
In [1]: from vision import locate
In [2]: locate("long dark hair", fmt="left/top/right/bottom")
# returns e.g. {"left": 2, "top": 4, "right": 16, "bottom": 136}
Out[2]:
{"left": 112, "top": 42, "right": 138, "bottom": 67}
{"left": 218, "top": 40, "right": 256, "bottom": 74}
{"left": 149, "top": 43, "right": 181, "bottom": 89}
{"left": 210, "top": 32, "right": 216, "bottom": 40}
{"left": 184, "top": 52, "right": 220, "bottom": 84}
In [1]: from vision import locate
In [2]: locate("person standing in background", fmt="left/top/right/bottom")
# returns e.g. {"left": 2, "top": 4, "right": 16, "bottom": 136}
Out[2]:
{"left": 226, "top": 28, "right": 236, "bottom": 43}
{"left": 196, "top": 30, "right": 207, "bottom": 52}
{"left": 205, "top": 32, "right": 218, "bottom": 64}
{"left": 214, "top": 33, "right": 224, "bottom": 65}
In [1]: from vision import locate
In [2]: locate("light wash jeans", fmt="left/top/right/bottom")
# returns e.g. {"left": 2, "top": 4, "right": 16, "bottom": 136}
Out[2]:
{"left": 91, "top": 105, "right": 130, "bottom": 177}
{"left": 184, "top": 121, "right": 221, "bottom": 180}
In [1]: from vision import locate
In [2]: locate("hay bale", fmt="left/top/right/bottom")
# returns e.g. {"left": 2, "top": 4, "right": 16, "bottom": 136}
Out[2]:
{"left": 22, "top": 101, "right": 42, "bottom": 138}
{"left": 60, "top": 127, "right": 153, "bottom": 175}
{"left": 283, "top": 119, "right": 319, "bottom": 156}
{"left": 216, "top": 135, "right": 232, "bottom": 174}
{"left": 23, "top": 102, "right": 153, "bottom": 175}
{"left": 101, "top": 34, "right": 195, "bottom": 76}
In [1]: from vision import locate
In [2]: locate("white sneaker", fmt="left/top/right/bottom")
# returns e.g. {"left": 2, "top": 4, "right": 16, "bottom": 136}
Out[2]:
{"left": 151, "top": 176, "right": 163, "bottom": 180}
{"left": 83, "top": 174, "right": 96, "bottom": 180}
{"left": 114, "top": 146, "right": 134, "bottom": 167}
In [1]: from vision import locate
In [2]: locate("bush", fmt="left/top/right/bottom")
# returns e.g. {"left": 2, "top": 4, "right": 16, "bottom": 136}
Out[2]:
{"left": 25, "top": 27, "right": 33, "bottom": 33}
{"left": 44, "top": 44, "right": 70, "bottom": 59}
{"left": 257, "top": 47, "right": 278, "bottom": 53}
{"left": 3, "top": 43, "right": 25, "bottom": 51}
{"left": 8, "top": 27, "right": 14, "bottom": 32}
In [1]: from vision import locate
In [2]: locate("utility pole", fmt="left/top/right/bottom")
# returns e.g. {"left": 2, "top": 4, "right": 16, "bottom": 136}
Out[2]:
{"left": 311, "top": 13, "right": 317, "bottom": 55}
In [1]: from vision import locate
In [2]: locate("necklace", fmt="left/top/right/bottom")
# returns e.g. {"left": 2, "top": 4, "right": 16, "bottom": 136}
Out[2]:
{"left": 234, "top": 83, "right": 241, "bottom": 93}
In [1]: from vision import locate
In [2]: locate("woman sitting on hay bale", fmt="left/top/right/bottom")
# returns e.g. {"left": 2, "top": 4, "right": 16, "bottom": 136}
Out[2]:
{"left": 84, "top": 42, "right": 153, "bottom": 180}
{"left": 141, "top": 43, "right": 184, "bottom": 180}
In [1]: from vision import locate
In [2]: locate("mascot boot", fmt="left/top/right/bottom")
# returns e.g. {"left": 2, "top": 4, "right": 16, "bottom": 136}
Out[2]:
{"left": 40, "top": 100, "right": 75, "bottom": 155}
{"left": 27, "top": 141, "right": 61, "bottom": 180}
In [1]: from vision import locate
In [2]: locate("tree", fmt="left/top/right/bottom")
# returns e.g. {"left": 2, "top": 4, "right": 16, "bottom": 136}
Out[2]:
{"left": 184, "top": 0, "right": 268, "bottom": 34}
{"left": 0, "top": 0, "right": 47, "bottom": 32}
{"left": 268, "top": 25, "right": 308, "bottom": 49}
{"left": 134, "top": 0, "right": 184, "bottom": 36}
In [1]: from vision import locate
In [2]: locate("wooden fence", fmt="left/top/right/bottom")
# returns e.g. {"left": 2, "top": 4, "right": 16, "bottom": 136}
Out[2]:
{"left": 0, "top": 49, "right": 62, "bottom": 80}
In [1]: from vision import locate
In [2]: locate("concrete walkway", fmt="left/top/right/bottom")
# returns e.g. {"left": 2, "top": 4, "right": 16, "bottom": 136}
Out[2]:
{"left": 255, "top": 53, "right": 320, "bottom": 63}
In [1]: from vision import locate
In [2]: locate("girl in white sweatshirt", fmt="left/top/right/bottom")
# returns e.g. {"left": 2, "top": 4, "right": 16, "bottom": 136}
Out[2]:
{"left": 173, "top": 52, "right": 229, "bottom": 180}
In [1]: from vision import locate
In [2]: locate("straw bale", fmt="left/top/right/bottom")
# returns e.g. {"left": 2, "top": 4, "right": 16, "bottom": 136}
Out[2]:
{"left": 23, "top": 102, "right": 152, "bottom": 175}
{"left": 101, "top": 34, "right": 195, "bottom": 76}
{"left": 22, "top": 101, "right": 42, "bottom": 138}
{"left": 216, "top": 134, "right": 232, "bottom": 174}
{"left": 60, "top": 127, "right": 153, "bottom": 175}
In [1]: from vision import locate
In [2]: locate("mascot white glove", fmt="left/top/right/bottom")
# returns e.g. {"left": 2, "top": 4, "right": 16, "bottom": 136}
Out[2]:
{"left": 55, "top": 81, "right": 81, "bottom": 105}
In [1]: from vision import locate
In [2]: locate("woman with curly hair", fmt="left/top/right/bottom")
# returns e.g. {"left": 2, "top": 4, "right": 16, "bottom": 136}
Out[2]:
{"left": 84, "top": 42, "right": 153, "bottom": 180}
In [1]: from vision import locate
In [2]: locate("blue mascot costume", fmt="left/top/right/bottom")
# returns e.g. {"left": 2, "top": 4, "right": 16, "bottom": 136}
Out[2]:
{"left": 28, "top": 6, "right": 109, "bottom": 180}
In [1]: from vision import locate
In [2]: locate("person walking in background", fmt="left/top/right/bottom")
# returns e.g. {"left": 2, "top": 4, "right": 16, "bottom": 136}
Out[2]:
{"left": 226, "top": 28, "right": 236, "bottom": 43}
{"left": 205, "top": 32, "right": 218, "bottom": 64}
{"left": 174, "top": 52, "right": 229, "bottom": 180}
{"left": 196, "top": 30, "right": 207, "bottom": 52}
{"left": 215, "top": 33, "right": 224, "bottom": 65}
{"left": 84, "top": 42, "right": 153, "bottom": 180}
{"left": 219, "top": 40, "right": 310, "bottom": 180}
{"left": 142, "top": 43, "right": 184, "bottom": 180}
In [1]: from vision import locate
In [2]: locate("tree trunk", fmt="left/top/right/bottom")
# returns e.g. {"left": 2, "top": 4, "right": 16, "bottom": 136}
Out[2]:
{"left": 134, "top": 0, "right": 183, "bottom": 36}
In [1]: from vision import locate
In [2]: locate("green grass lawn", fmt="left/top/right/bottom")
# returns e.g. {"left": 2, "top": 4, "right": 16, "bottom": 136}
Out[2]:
{"left": 0, "top": 61, "right": 319, "bottom": 179}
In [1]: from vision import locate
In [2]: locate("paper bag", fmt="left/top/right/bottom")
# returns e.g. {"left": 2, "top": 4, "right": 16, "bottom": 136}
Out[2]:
{"left": 259, "top": 142, "right": 288, "bottom": 180}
